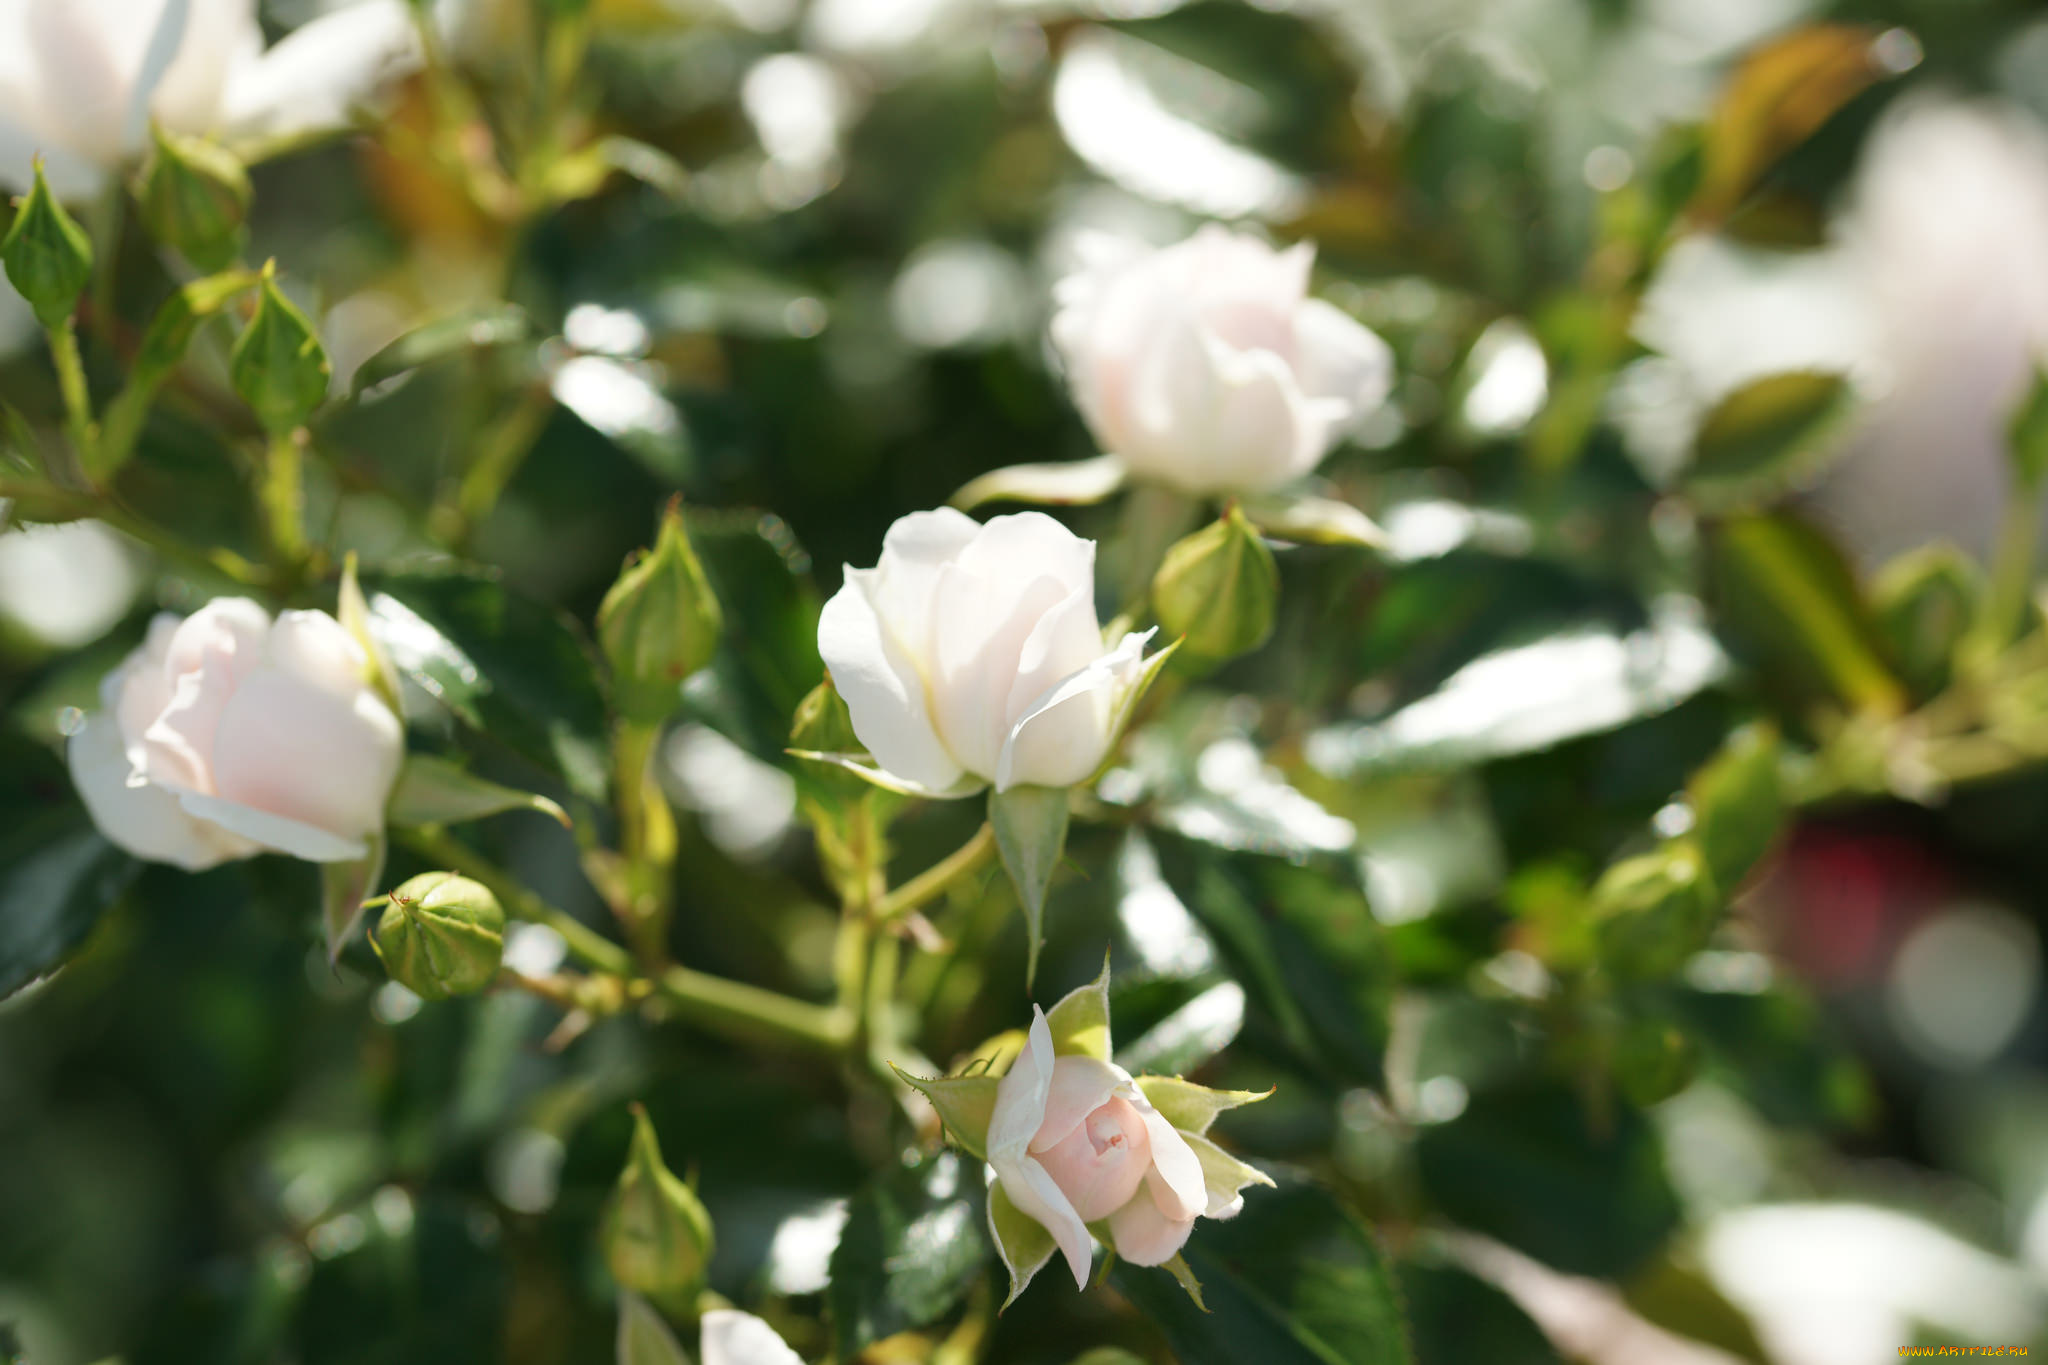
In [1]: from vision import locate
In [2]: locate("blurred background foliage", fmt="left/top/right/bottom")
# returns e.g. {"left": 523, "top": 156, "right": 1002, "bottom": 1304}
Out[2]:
{"left": 6, "top": 0, "right": 2048, "bottom": 1362}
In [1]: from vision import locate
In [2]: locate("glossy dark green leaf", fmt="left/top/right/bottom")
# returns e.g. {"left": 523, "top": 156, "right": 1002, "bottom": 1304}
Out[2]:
{"left": 1109, "top": 1181, "right": 1411, "bottom": 1365}
{"left": 0, "top": 732, "right": 137, "bottom": 999}
{"left": 1684, "top": 372, "right": 1854, "bottom": 510}
{"left": 825, "top": 1152, "right": 987, "bottom": 1358}
{"left": 1150, "top": 834, "right": 1392, "bottom": 1087}
{"left": 680, "top": 511, "right": 825, "bottom": 766}
{"left": 1706, "top": 511, "right": 1904, "bottom": 716}
{"left": 349, "top": 304, "right": 530, "bottom": 399}
{"left": 1114, "top": 981, "right": 1246, "bottom": 1076}
{"left": 1414, "top": 1083, "right": 1680, "bottom": 1279}
{"left": 1397, "top": 1255, "right": 1562, "bottom": 1365}
{"left": 1686, "top": 722, "right": 1783, "bottom": 897}
{"left": 368, "top": 568, "right": 609, "bottom": 802}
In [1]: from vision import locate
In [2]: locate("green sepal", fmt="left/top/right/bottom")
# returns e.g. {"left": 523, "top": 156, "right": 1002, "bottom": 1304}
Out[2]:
{"left": 1132, "top": 1076, "right": 1274, "bottom": 1137}
{"left": 1044, "top": 951, "right": 1112, "bottom": 1060}
{"left": 890, "top": 1064, "right": 1000, "bottom": 1161}
{"left": 1, "top": 161, "right": 91, "bottom": 331}
{"left": 990, "top": 783, "right": 1071, "bottom": 990}
{"left": 988, "top": 1181, "right": 1059, "bottom": 1309}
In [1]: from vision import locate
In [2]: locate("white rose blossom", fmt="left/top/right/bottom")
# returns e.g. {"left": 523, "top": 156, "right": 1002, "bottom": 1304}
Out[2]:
{"left": 1050, "top": 225, "right": 1393, "bottom": 496}
{"left": 0, "top": 0, "right": 421, "bottom": 199}
{"left": 701, "top": 1309, "right": 804, "bottom": 1365}
{"left": 68, "top": 597, "right": 404, "bottom": 869}
{"left": 816, "top": 508, "right": 1159, "bottom": 795}
{"left": 988, "top": 1004, "right": 1263, "bottom": 1286}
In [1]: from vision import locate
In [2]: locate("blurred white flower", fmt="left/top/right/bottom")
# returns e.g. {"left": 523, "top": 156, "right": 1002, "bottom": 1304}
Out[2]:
{"left": 1638, "top": 95, "right": 2048, "bottom": 568}
{"left": 69, "top": 598, "right": 403, "bottom": 868}
{"left": 701, "top": 1309, "right": 803, "bottom": 1365}
{"left": 817, "top": 509, "right": 1158, "bottom": 795}
{"left": 0, "top": 0, "right": 421, "bottom": 198}
{"left": 1051, "top": 225, "right": 1393, "bottom": 495}
{"left": 0, "top": 519, "right": 143, "bottom": 648}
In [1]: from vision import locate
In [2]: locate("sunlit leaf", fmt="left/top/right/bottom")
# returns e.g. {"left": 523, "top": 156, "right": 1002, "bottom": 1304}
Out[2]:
{"left": 826, "top": 1153, "right": 987, "bottom": 1357}
{"left": 1684, "top": 372, "right": 1855, "bottom": 511}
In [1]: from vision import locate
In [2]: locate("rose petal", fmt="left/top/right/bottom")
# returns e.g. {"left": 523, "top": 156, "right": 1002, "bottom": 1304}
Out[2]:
{"left": 68, "top": 710, "right": 254, "bottom": 869}
{"left": 989, "top": 1004, "right": 1056, "bottom": 1160}
{"left": 995, "top": 628, "right": 1152, "bottom": 792}
{"left": 818, "top": 572, "right": 966, "bottom": 794}
{"left": 269, "top": 608, "right": 372, "bottom": 696}
{"left": 218, "top": 0, "right": 416, "bottom": 144}
{"left": 997, "top": 1153, "right": 1094, "bottom": 1291}
{"left": 209, "top": 668, "right": 402, "bottom": 843}
{"left": 1130, "top": 1095, "right": 1206, "bottom": 1222}
{"left": 700, "top": 1309, "right": 804, "bottom": 1365}
{"left": 1029, "top": 1054, "right": 1126, "bottom": 1154}
{"left": 1107, "top": 1188, "right": 1197, "bottom": 1267}
{"left": 176, "top": 791, "right": 367, "bottom": 862}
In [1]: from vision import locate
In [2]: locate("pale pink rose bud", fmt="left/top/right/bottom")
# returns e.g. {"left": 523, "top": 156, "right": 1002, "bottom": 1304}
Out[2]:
{"left": 1050, "top": 225, "right": 1393, "bottom": 496}
{"left": 68, "top": 597, "right": 403, "bottom": 868}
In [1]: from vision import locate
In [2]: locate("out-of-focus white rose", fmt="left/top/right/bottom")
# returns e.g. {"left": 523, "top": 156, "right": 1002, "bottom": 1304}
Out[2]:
{"left": 1804, "top": 96, "right": 2048, "bottom": 568}
{"left": 817, "top": 508, "right": 1157, "bottom": 795}
{"left": 988, "top": 1006, "right": 1212, "bottom": 1284}
{"left": 1636, "top": 95, "right": 2048, "bottom": 569}
{"left": 0, "top": 0, "right": 421, "bottom": 198}
{"left": 701, "top": 1309, "right": 803, "bottom": 1365}
{"left": 1050, "top": 225, "right": 1393, "bottom": 496}
{"left": 69, "top": 598, "right": 403, "bottom": 868}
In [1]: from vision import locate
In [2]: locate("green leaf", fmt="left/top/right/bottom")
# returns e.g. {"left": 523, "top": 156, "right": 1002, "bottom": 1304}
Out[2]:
{"left": 988, "top": 1181, "right": 1059, "bottom": 1308}
{"left": 230, "top": 264, "right": 331, "bottom": 434}
{"left": 1592, "top": 842, "right": 1714, "bottom": 981}
{"left": 1707, "top": 511, "right": 1904, "bottom": 716}
{"left": 367, "top": 568, "right": 610, "bottom": 802}
{"left": 1871, "top": 545, "right": 1981, "bottom": 700}
{"left": 320, "top": 833, "right": 385, "bottom": 965}
{"left": 1108, "top": 1182, "right": 1411, "bottom": 1365}
{"left": 1240, "top": 493, "right": 1387, "bottom": 548}
{"left": 0, "top": 813, "right": 137, "bottom": 1000}
{"left": 387, "top": 754, "right": 572, "bottom": 829}
{"left": 1396, "top": 1255, "right": 1562, "bottom": 1365}
{"left": 349, "top": 303, "right": 529, "bottom": 398}
{"left": 892, "top": 1067, "right": 1000, "bottom": 1160}
{"left": 1045, "top": 952, "right": 1113, "bottom": 1059}
{"left": 991, "top": 784, "right": 1071, "bottom": 990}
{"left": 1114, "top": 982, "right": 1245, "bottom": 1076}
{"left": 2009, "top": 365, "right": 2048, "bottom": 489}
{"left": 951, "top": 454, "right": 1128, "bottom": 510}
{"left": 1692, "top": 25, "right": 1897, "bottom": 222}
{"left": 682, "top": 512, "right": 826, "bottom": 766}
{"left": 1684, "top": 372, "right": 1855, "bottom": 510}
{"left": 1414, "top": 1083, "right": 1681, "bottom": 1279}
{"left": 0, "top": 731, "right": 137, "bottom": 1000}
{"left": 615, "top": 1294, "right": 689, "bottom": 1365}
{"left": 826, "top": 1152, "right": 988, "bottom": 1358}
{"left": 1150, "top": 835, "right": 1392, "bottom": 1087}
{"left": 1133, "top": 1076, "right": 1272, "bottom": 1137}
{"left": 1686, "top": 722, "right": 1782, "bottom": 897}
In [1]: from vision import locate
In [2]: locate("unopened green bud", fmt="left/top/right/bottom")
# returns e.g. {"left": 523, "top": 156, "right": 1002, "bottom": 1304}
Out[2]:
{"left": 602, "top": 1103, "right": 714, "bottom": 1298}
{"left": 139, "top": 125, "right": 252, "bottom": 271}
{"left": 1593, "top": 843, "right": 1712, "bottom": 981}
{"left": 2, "top": 161, "right": 93, "bottom": 330}
{"left": 598, "top": 501, "right": 724, "bottom": 724}
{"left": 230, "top": 263, "right": 330, "bottom": 433}
{"left": 1151, "top": 504, "right": 1278, "bottom": 669}
{"left": 370, "top": 872, "right": 506, "bottom": 1000}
